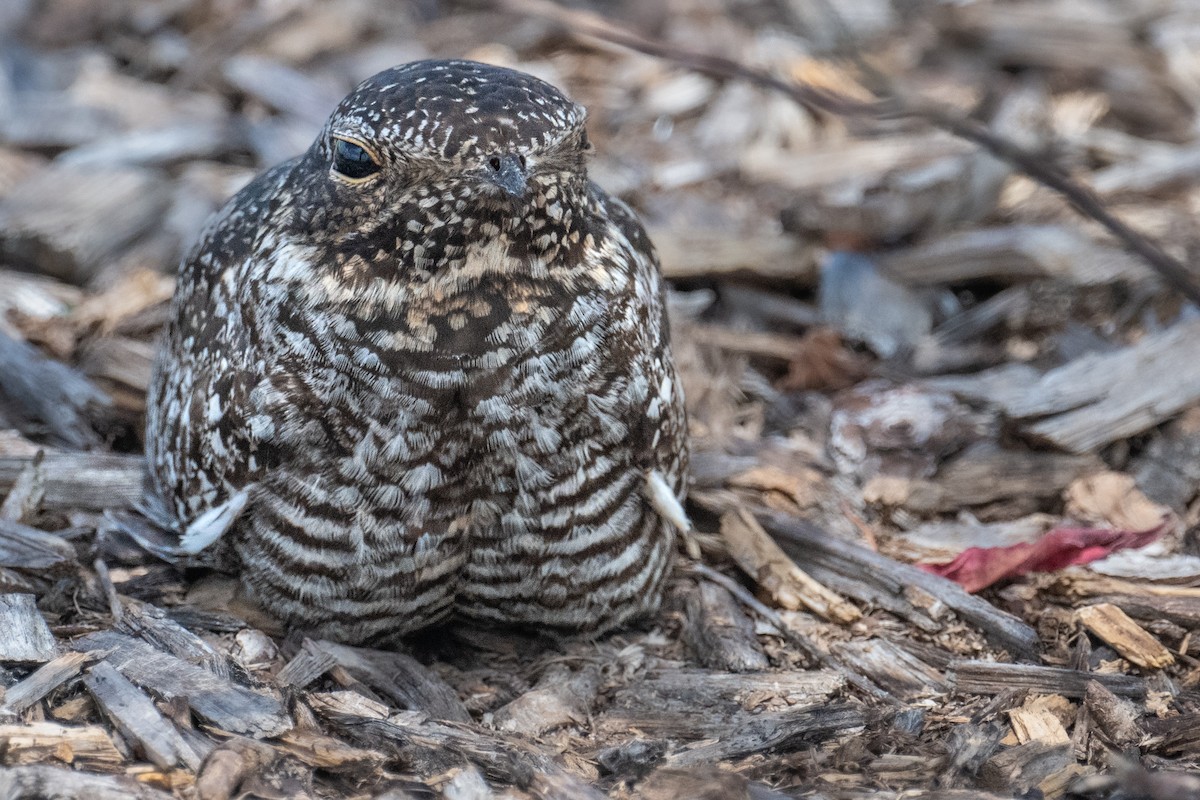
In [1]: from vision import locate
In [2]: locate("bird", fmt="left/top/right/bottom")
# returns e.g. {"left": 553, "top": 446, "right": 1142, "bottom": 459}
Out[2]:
{"left": 144, "top": 59, "right": 689, "bottom": 645}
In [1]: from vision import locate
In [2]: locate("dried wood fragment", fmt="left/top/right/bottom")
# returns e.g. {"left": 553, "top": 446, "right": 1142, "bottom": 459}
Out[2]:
{"left": 762, "top": 512, "right": 1040, "bottom": 660}
{"left": 1076, "top": 603, "right": 1174, "bottom": 669}
{"left": 819, "top": 252, "right": 936, "bottom": 358}
{"left": 194, "top": 736, "right": 277, "bottom": 800}
{"left": 666, "top": 703, "right": 866, "bottom": 765}
{"left": 117, "top": 600, "right": 230, "bottom": 679}
{"left": 0, "top": 329, "right": 108, "bottom": 448}
{"left": 83, "top": 660, "right": 198, "bottom": 771}
{"left": 880, "top": 225, "right": 1150, "bottom": 286}
{"left": 0, "top": 651, "right": 97, "bottom": 718}
{"left": 276, "top": 638, "right": 337, "bottom": 688}
{"left": 720, "top": 505, "right": 859, "bottom": 623}
{"left": 0, "top": 720, "right": 123, "bottom": 767}
{"left": 0, "top": 453, "right": 143, "bottom": 511}
{"left": 312, "top": 640, "right": 470, "bottom": 723}
{"left": 980, "top": 741, "right": 1072, "bottom": 795}
{"left": 0, "top": 518, "right": 77, "bottom": 572}
{"left": 0, "top": 165, "right": 171, "bottom": 284}
{"left": 78, "top": 336, "right": 155, "bottom": 399}
{"left": 0, "top": 452, "right": 44, "bottom": 523}
{"left": 604, "top": 668, "right": 844, "bottom": 734}
{"left": 306, "top": 690, "right": 390, "bottom": 721}
{"left": 634, "top": 765, "right": 757, "bottom": 800}
{"left": 650, "top": 227, "right": 817, "bottom": 282}
{"left": 685, "top": 323, "right": 811, "bottom": 362}
{"left": 58, "top": 122, "right": 235, "bottom": 169}
{"left": 1083, "top": 681, "right": 1142, "bottom": 746}
{"left": 1001, "top": 319, "right": 1200, "bottom": 453}
{"left": 492, "top": 663, "right": 600, "bottom": 736}
{"left": 73, "top": 630, "right": 291, "bottom": 738}
{"left": 0, "top": 764, "right": 174, "bottom": 800}
{"left": 863, "top": 443, "right": 1100, "bottom": 514}
{"left": 0, "top": 592, "right": 57, "bottom": 663}
{"left": 1008, "top": 698, "right": 1071, "bottom": 746}
{"left": 277, "top": 729, "right": 386, "bottom": 771}
{"left": 318, "top": 706, "right": 600, "bottom": 797}
{"left": 682, "top": 579, "right": 770, "bottom": 672}
{"left": 951, "top": 661, "right": 1145, "bottom": 699}
{"left": 829, "top": 639, "right": 947, "bottom": 699}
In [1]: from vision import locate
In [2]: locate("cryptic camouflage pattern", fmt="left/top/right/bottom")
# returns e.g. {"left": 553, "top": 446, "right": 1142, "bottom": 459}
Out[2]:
{"left": 145, "top": 60, "right": 688, "bottom": 644}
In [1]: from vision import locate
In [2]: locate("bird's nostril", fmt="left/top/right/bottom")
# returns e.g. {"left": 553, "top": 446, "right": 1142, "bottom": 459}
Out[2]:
{"left": 489, "top": 156, "right": 502, "bottom": 171}
{"left": 518, "top": 155, "right": 527, "bottom": 169}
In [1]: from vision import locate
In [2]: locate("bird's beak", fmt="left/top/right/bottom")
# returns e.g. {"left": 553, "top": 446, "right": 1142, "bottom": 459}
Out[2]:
{"left": 489, "top": 154, "right": 527, "bottom": 198}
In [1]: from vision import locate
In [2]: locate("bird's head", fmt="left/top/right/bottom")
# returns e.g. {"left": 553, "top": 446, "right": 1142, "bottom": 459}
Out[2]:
{"left": 289, "top": 60, "right": 594, "bottom": 275}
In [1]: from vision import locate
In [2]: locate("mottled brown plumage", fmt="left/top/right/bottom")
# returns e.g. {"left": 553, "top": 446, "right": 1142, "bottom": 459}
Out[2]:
{"left": 145, "top": 60, "right": 688, "bottom": 644}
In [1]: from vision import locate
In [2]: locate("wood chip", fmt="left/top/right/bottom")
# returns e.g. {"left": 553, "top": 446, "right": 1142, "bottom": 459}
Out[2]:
{"left": 73, "top": 631, "right": 291, "bottom": 738}
{"left": 1076, "top": 603, "right": 1175, "bottom": 669}
{"left": 0, "top": 592, "right": 57, "bottom": 663}
{"left": 1008, "top": 697, "right": 1072, "bottom": 746}
{"left": 0, "top": 764, "right": 174, "bottom": 799}
{"left": 0, "top": 720, "right": 123, "bottom": 767}
{"left": 0, "top": 165, "right": 171, "bottom": 285}
{"left": 83, "top": 660, "right": 200, "bottom": 770}
{"left": 951, "top": 660, "right": 1145, "bottom": 698}
{"left": 0, "top": 518, "right": 78, "bottom": 573}
{"left": 0, "top": 453, "right": 143, "bottom": 512}
{"left": 492, "top": 664, "right": 600, "bottom": 736}
{"left": 682, "top": 579, "right": 770, "bottom": 672}
{"left": 0, "top": 328, "right": 109, "bottom": 448}
{"left": 1003, "top": 319, "right": 1200, "bottom": 453}
{"left": 763, "top": 511, "right": 1041, "bottom": 660}
{"left": 311, "top": 640, "right": 471, "bottom": 723}
{"left": 0, "top": 651, "right": 97, "bottom": 718}
{"left": 720, "top": 505, "right": 859, "bottom": 623}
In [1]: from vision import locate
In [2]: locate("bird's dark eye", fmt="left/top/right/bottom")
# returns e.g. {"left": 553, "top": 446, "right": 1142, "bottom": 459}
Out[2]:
{"left": 331, "top": 137, "right": 379, "bottom": 180}
{"left": 579, "top": 130, "right": 593, "bottom": 152}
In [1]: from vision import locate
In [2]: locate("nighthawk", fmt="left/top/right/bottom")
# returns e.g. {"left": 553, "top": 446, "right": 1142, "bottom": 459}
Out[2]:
{"left": 145, "top": 59, "right": 689, "bottom": 645}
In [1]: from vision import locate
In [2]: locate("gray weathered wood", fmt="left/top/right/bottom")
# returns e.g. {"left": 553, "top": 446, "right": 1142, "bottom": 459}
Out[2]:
{"left": 0, "top": 764, "right": 174, "bottom": 800}
{"left": 83, "top": 660, "right": 199, "bottom": 770}
{"left": 0, "top": 651, "right": 97, "bottom": 717}
{"left": 1002, "top": 319, "right": 1200, "bottom": 452}
{"left": 0, "top": 329, "right": 109, "bottom": 448}
{"left": 0, "top": 453, "right": 144, "bottom": 511}
{"left": 0, "top": 451, "right": 44, "bottom": 523}
{"left": 277, "top": 638, "right": 337, "bottom": 688}
{"left": 73, "top": 630, "right": 291, "bottom": 738}
{"left": 682, "top": 580, "right": 770, "bottom": 672}
{"left": 830, "top": 638, "right": 948, "bottom": 699}
{"left": 667, "top": 704, "right": 867, "bottom": 765}
{"left": 880, "top": 442, "right": 1101, "bottom": 514}
{"left": 0, "top": 518, "right": 77, "bottom": 571}
{"left": 313, "top": 640, "right": 471, "bottom": 723}
{"left": 0, "top": 592, "right": 57, "bottom": 663}
{"left": 492, "top": 664, "right": 601, "bottom": 736}
{"left": 950, "top": 660, "right": 1146, "bottom": 699}
{"left": 117, "top": 599, "right": 230, "bottom": 679}
{"left": 0, "top": 164, "right": 171, "bottom": 285}
{"left": 880, "top": 225, "right": 1150, "bottom": 287}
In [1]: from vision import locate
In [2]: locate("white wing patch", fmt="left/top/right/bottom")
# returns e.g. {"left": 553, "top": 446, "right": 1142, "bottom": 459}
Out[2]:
{"left": 179, "top": 488, "right": 251, "bottom": 554}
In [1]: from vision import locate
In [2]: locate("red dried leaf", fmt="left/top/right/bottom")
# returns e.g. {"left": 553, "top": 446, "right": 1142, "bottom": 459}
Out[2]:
{"left": 920, "top": 519, "right": 1169, "bottom": 593}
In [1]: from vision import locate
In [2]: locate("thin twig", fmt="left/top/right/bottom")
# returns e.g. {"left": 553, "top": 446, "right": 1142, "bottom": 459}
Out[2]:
{"left": 93, "top": 558, "right": 124, "bottom": 624}
{"left": 501, "top": 0, "right": 1200, "bottom": 308}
